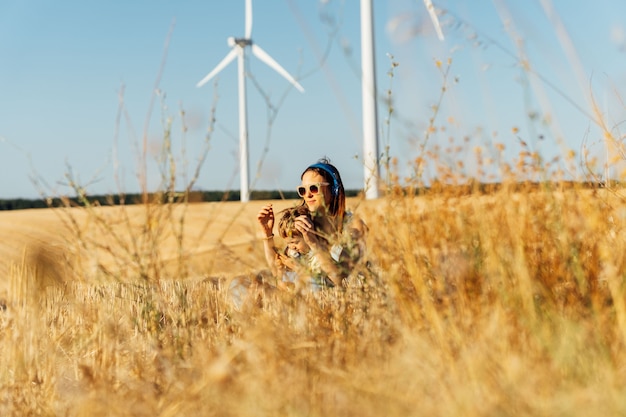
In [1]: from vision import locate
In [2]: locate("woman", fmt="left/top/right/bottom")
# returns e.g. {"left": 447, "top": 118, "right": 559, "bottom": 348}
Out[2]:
{"left": 292, "top": 158, "right": 368, "bottom": 287}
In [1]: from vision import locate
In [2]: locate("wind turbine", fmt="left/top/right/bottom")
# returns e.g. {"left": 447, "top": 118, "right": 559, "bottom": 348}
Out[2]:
{"left": 360, "top": 0, "right": 444, "bottom": 199}
{"left": 197, "top": 0, "right": 304, "bottom": 203}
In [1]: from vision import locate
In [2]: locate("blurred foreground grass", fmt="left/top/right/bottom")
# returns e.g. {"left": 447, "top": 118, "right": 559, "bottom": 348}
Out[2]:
{"left": 2, "top": 180, "right": 626, "bottom": 416}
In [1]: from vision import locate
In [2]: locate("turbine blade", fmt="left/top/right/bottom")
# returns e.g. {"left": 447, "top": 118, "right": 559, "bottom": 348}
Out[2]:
{"left": 423, "top": 0, "right": 445, "bottom": 41}
{"left": 245, "top": 0, "right": 253, "bottom": 39}
{"left": 251, "top": 44, "right": 305, "bottom": 93}
{"left": 196, "top": 48, "right": 239, "bottom": 87}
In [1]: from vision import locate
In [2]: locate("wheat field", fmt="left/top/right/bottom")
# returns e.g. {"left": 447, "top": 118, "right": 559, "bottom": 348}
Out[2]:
{"left": 0, "top": 199, "right": 309, "bottom": 296}
{"left": 2, "top": 188, "right": 626, "bottom": 416}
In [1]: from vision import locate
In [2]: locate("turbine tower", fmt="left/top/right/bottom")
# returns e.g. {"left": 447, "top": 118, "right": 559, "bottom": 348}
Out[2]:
{"left": 360, "top": 0, "right": 444, "bottom": 199}
{"left": 197, "top": 0, "right": 304, "bottom": 202}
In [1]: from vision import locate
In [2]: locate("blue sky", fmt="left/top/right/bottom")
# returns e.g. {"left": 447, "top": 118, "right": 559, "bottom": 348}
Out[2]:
{"left": 1, "top": 0, "right": 625, "bottom": 199}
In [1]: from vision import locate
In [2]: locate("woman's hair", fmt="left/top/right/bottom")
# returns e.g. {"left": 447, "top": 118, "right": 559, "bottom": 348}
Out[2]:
{"left": 277, "top": 205, "right": 310, "bottom": 239}
{"left": 300, "top": 157, "right": 346, "bottom": 230}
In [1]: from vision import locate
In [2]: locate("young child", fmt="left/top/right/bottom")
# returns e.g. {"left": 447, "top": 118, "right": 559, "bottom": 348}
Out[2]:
{"left": 257, "top": 204, "right": 335, "bottom": 291}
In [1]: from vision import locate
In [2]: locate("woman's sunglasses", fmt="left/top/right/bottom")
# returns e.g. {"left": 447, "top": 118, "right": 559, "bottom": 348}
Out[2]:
{"left": 297, "top": 182, "right": 329, "bottom": 197}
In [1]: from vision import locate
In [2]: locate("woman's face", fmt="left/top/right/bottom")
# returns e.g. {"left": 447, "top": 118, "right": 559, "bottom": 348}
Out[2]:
{"left": 300, "top": 170, "right": 331, "bottom": 214}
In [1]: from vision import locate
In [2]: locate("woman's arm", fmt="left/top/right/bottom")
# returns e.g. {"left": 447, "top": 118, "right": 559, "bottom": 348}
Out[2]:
{"left": 311, "top": 244, "right": 349, "bottom": 286}
{"left": 346, "top": 215, "right": 368, "bottom": 263}
{"left": 257, "top": 204, "right": 280, "bottom": 277}
{"left": 261, "top": 236, "right": 280, "bottom": 277}
{"left": 294, "top": 216, "right": 350, "bottom": 286}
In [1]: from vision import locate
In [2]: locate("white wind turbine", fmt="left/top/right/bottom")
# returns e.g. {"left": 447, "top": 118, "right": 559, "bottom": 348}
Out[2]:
{"left": 360, "top": 0, "right": 444, "bottom": 199}
{"left": 197, "top": 0, "right": 305, "bottom": 203}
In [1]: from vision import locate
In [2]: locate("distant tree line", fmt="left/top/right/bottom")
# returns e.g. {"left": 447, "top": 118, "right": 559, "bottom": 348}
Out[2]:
{"left": 0, "top": 198, "right": 50, "bottom": 211}
{"left": 1, "top": 181, "right": 608, "bottom": 211}
{"left": 0, "top": 189, "right": 362, "bottom": 211}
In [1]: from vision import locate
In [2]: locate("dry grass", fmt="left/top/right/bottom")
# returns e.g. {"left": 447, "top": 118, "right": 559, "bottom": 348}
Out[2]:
{"left": 3, "top": 19, "right": 626, "bottom": 414}
{"left": 2, "top": 184, "right": 626, "bottom": 416}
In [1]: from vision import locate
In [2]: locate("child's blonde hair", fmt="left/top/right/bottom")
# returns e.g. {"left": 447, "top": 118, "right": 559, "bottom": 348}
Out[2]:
{"left": 277, "top": 205, "right": 310, "bottom": 239}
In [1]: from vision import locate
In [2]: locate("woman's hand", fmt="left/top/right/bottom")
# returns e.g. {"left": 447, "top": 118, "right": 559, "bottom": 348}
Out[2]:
{"left": 257, "top": 204, "right": 275, "bottom": 237}
{"left": 294, "top": 215, "right": 321, "bottom": 248}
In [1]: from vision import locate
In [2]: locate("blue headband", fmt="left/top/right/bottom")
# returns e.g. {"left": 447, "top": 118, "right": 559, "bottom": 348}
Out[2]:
{"left": 308, "top": 163, "right": 340, "bottom": 196}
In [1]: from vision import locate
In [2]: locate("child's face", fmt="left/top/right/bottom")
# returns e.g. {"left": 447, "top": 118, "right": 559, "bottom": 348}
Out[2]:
{"left": 285, "top": 235, "right": 310, "bottom": 256}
